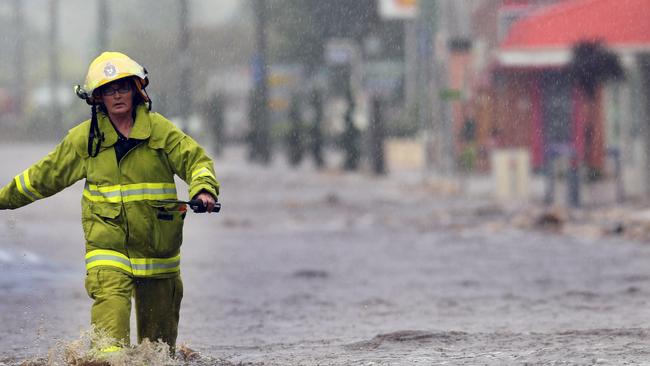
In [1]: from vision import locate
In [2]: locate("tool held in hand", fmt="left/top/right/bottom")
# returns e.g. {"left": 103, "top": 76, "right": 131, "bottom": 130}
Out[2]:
{"left": 157, "top": 199, "right": 221, "bottom": 213}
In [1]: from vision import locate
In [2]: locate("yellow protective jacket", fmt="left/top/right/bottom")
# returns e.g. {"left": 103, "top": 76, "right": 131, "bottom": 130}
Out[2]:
{"left": 0, "top": 104, "right": 219, "bottom": 278}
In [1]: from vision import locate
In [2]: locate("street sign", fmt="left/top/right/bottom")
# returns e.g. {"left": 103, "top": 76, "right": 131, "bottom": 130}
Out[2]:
{"left": 363, "top": 61, "right": 404, "bottom": 98}
{"left": 325, "top": 39, "right": 357, "bottom": 65}
{"left": 378, "top": 0, "right": 418, "bottom": 19}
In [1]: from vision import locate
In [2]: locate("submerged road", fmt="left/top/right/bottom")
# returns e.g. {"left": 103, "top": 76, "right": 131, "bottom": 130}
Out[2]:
{"left": 1, "top": 143, "right": 650, "bottom": 365}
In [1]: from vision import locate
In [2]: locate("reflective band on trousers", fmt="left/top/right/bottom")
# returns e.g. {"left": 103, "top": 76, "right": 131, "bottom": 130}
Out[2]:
{"left": 83, "top": 182, "right": 177, "bottom": 203}
{"left": 99, "top": 345, "right": 122, "bottom": 354}
{"left": 14, "top": 170, "right": 44, "bottom": 202}
{"left": 85, "top": 249, "right": 181, "bottom": 277}
{"left": 191, "top": 167, "right": 216, "bottom": 180}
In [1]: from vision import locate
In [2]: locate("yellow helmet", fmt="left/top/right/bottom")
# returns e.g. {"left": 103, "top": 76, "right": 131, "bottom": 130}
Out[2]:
{"left": 75, "top": 51, "right": 150, "bottom": 105}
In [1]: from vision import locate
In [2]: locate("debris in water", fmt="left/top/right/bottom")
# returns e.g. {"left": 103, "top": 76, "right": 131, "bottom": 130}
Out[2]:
{"left": 611, "top": 222, "right": 624, "bottom": 235}
{"left": 535, "top": 209, "right": 566, "bottom": 231}
{"left": 292, "top": 269, "right": 329, "bottom": 279}
{"left": 177, "top": 344, "right": 200, "bottom": 362}
{"left": 324, "top": 193, "right": 340, "bottom": 205}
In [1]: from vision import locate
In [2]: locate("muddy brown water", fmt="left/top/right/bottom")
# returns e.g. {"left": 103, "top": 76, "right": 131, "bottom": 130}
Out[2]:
{"left": 1, "top": 143, "right": 650, "bottom": 365}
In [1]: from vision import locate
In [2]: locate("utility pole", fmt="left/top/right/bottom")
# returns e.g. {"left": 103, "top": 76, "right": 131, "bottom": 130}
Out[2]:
{"left": 96, "top": 0, "right": 109, "bottom": 53}
{"left": 178, "top": 0, "right": 192, "bottom": 129}
{"left": 49, "top": 0, "right": 63, "bottom": 138}
{"left": 437, "top": 0, "right": 461, "bottom": 176}
{"left": 12, "top": 0, "right": 25, "bottom": 121}
{"left": 416, "top": 0, "right": 437, "bottom": 174}
{"left": 404, "top": 19, "right": 418, "bottom": 129}
{"left": 249, "top": 0, "right": 271, "bottom": 164}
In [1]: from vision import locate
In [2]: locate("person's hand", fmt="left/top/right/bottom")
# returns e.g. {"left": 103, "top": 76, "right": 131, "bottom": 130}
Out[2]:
{"left": 194, "top": 192, "right": 217, "bottom": 213}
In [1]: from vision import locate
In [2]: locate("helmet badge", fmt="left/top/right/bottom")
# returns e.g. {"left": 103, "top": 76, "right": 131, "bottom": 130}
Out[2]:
{"left": 103, "top": 63, "right": 117, "bottom": 78}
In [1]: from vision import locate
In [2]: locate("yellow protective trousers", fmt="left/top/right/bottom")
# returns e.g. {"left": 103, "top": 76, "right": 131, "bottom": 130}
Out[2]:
{"left": 84, "top": 267, "right": 183, "bottom": 352}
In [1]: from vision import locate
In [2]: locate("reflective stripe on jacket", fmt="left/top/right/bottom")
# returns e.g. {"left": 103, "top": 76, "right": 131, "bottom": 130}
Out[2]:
{"left": 0, "top": 104, "right": 219, "bottom": 278}
{"left": 83, "top": 182, "right": 178, "bottom": 203}
{"left": 86, "top": 249, "right": 181, "bottom": 276}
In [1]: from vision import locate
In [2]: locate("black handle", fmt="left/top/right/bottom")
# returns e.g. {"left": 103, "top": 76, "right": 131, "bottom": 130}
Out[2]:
{"left": 188, "top": 199, "right": 221, "bottom": 213}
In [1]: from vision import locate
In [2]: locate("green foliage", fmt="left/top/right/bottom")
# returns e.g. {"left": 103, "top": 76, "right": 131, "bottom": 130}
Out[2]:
{"left": 111, "top": 0, "right": 254, "bottom": 116}
{"left": 267, "top": 0, "right": 378, "bottom": 70}
{"left": 569, "top": 41, "right": 624, "bottom": 99}
{"left": 387, "top": 105, "right": 419, "bottom": 137}
{"left": 459, "top": 144, "right": 477, "bottom": 173}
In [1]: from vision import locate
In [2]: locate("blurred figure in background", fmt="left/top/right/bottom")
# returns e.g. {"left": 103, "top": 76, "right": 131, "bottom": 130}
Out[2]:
{"left": 309, "top": 88, "right": 325, "bottom": 169}
{"left": 0, "top": 52, "right": 219, "bottom": 356}
{"left": 203, "top": 92, "right": 226, "bottom": 156}
{"left": 285, "top": 93, "right": 305, "bottom": 166}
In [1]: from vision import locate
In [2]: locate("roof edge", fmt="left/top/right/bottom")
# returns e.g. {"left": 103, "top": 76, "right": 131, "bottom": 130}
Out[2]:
{"left": 498, "top": 49, "right": 571, "bottom": 67}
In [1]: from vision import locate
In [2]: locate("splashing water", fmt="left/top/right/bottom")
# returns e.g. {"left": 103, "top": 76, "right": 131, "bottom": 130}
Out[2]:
{"left": 18, "top": 327, "right": 182, "bottom": 366}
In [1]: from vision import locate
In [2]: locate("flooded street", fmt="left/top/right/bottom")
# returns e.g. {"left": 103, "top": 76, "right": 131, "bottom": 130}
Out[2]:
{"left": 2, "top": 143, "right": 650, "bottom": 365}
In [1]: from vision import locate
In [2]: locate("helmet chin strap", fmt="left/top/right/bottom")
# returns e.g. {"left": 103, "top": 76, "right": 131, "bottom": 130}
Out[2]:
{"left": 88, "top": 105, "right": 105, "bottom": 158}
{"left": 143, "top": 89, "right": 152, "bottom": 111}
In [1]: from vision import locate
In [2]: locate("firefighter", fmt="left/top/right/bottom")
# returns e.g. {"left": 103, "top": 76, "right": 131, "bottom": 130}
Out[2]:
{"left": 0, "top": 52, "right": 219, "bottom": 355}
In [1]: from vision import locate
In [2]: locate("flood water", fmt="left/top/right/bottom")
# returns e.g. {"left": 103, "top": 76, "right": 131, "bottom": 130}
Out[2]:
{"left": 1, "top": 143, "right": 650, "bottom": 365}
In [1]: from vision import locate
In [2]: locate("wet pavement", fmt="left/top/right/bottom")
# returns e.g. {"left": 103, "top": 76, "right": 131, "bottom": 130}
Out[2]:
{"left": 1, "top": 142, "right": 650, "bottom": 365}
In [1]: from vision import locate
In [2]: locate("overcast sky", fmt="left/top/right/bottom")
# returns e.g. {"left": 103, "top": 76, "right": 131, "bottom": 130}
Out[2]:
{"left": 1, "top": 0, "right": 242, "bottom": 59}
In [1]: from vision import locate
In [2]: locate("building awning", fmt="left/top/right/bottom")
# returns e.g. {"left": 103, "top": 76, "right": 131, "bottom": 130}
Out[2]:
{"left": 498, "top": 0, "right": 650, "bottom": 67}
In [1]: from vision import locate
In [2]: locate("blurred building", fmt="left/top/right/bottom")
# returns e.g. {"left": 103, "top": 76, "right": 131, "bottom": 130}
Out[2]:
{"left": 468, "top": 0, "right": 562, "bottom": 171}
{"left": 470, "top": 0, "right": 650, "bottom": 199}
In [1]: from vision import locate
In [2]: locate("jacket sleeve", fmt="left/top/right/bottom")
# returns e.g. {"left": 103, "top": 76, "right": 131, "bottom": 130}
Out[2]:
{"left": 0, "top": 136, "right": 86, "bottom": 209}
{"left": 166, "top": 133, "right": 220, "bottom": 200}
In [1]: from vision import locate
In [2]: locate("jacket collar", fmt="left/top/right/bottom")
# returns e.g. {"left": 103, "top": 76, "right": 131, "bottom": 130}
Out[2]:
{"left": 130, "top": 104, "right": 153, "bottom": 140}
{"left": 98, "top": 104, "right": 151, "bottom": 148}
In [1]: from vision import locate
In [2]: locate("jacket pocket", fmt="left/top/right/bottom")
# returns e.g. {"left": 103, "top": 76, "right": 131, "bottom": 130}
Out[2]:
{"left": 91, "top": 203, "right": 122, "bottom": 218}
{"left": 82, "top": 203, "right": 124, "bottom": 246}
{"left": 144, "top": 201, "right": 185, "bottom": 257}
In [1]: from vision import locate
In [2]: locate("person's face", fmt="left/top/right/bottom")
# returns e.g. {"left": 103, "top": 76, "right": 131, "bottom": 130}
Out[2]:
{"left": 99, "top": 78, "right": 134, "bottom": 117}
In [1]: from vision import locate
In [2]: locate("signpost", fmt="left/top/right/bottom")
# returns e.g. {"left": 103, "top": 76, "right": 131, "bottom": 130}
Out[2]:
{"left": 379, "top": 0, "right": 418, "bottom": 19}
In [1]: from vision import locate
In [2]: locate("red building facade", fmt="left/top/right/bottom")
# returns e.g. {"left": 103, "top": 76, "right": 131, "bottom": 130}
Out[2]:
{"left": 491, "top": 0, "right": 650, "bottom": 172}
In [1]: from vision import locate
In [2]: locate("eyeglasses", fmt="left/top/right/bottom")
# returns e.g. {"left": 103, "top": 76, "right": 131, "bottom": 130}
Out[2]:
{"left": 100, "top": 82, "right": 132, "bottom": 96}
